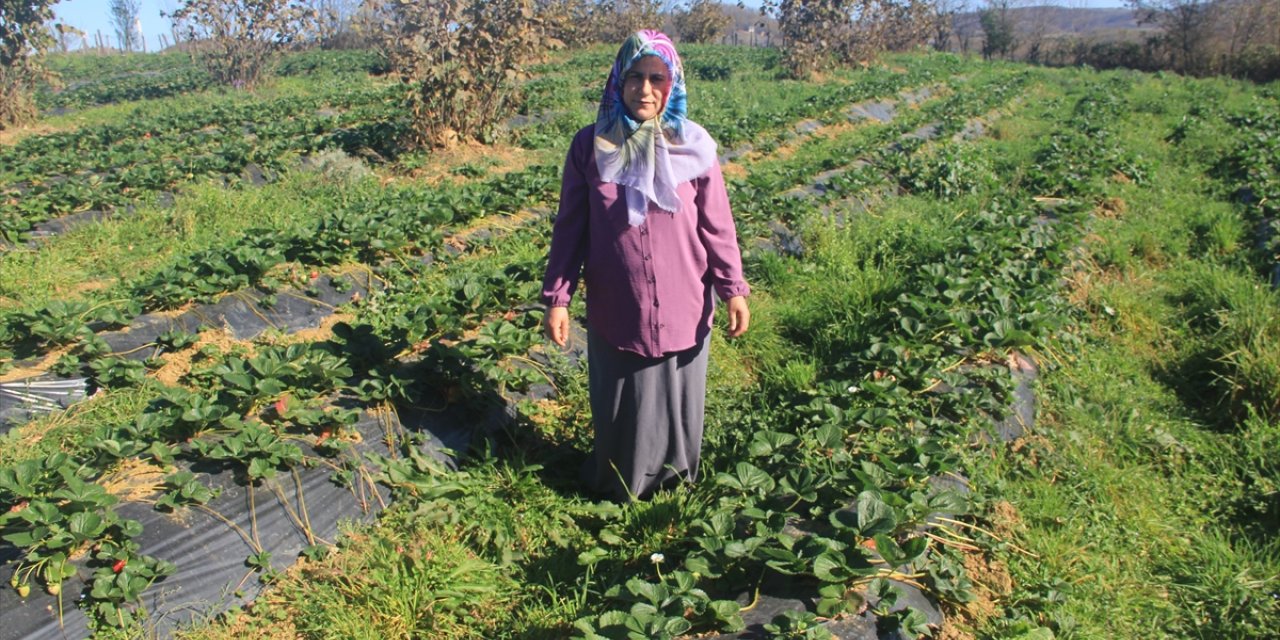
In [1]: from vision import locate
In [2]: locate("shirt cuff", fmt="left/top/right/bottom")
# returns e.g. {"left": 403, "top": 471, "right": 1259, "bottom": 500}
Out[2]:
{"left": 542, "top": 295, "right": 571, "bottom": 308}
{"left": 715, "top": 282, "right": 751, "bottom": 301}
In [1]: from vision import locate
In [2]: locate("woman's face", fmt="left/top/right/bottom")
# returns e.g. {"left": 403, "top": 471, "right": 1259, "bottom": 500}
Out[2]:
{"left": 622, "top": 55, "right": 671, "bottom": 122}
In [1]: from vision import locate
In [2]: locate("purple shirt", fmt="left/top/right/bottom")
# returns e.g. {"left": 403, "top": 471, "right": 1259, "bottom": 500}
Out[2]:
{"left": 542, "top": 125, "right": 750, "bottom": 358}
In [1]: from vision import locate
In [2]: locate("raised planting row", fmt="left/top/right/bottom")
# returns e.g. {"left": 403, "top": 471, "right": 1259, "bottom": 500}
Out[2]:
{"left": 0, "top": 202, "right": 562, "bottom": 636}
{"left": 0, "top": 80, "right": 404, "bottom": 241}
{"left": 566, "top": 72, "right": 1113, "bottom": 640}
{"left": 195, "top": 73, "right": 1065, "bottom": 639}
{"left": 0, "top": 164, "right": 560, "bottom": 397}
{"left": 729, "top": 67, "right": 1032, "bottom": 235}
{"left": 960, "top": 69, "right": 1280, "bottom": 637}
{"left": 4, "top": 55, "right": 1276, "bottom": 639}
{"left": 330, "top": 80, "right": 1083, "bottom": 639}
{"left": 0, "top": 58, "right": 995, "bottom": 457}
{"left": 0, "top": 58, "right": 971, "bottom": 365}
{"left": 37, "top": 50, "right": 390, "bottom": 112}
{"left": 0, "top": 57, "right": 1024, "bottom": 636}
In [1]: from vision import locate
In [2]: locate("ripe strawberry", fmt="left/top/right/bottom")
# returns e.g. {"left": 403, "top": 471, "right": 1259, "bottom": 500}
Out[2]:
{"left": 112, "top": 559, "right": 127, "bottom": 574}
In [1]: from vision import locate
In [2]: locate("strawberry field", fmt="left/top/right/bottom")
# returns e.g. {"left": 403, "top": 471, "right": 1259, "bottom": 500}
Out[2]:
{"left": 0, "top": 46, "right": 1278, "bottom": 639}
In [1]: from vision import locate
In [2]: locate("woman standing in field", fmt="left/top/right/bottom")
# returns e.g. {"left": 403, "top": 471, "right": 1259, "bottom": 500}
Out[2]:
{"left": 541, "top": 30, "right": 751, "bottom": 501}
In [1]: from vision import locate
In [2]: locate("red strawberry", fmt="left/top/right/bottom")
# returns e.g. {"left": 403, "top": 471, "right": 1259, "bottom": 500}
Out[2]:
{"left": 112, "top": 559, "right": 127, "bottom": 573}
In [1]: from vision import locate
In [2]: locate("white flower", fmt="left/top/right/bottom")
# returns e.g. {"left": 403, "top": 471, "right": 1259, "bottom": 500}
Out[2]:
{"left": 650, "top": 553, "right": 665, "bottom": 565}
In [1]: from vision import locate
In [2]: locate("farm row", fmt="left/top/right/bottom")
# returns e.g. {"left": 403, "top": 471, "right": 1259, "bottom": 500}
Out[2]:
{"left": 1, "top": 45, "right": 1278, "bottom": 639}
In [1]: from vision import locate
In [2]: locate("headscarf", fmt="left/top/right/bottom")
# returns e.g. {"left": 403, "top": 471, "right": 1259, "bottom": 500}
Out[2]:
{"left": 595, "top": 30, "right": 718, "bottom": 227}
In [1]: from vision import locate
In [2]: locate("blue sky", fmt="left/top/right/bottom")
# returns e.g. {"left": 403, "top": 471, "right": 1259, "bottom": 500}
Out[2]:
{"left": 54, "top": 0, "right": 177, "bottom": 51}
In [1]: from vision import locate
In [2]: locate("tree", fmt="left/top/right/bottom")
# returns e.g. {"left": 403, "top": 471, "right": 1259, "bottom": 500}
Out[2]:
{"left": 110, "top": 0, "right": 142, "bottom": 52}
{"left": 1, "top": 0, "right": 58, "bottom": 129}
{"left": 594, "top": 0, "right": 665, "bottom": 43}
{"left": 1128, "top": 0, "right": 1214, "bottom": 74}
{"left": 303, "top": 0, "right": 360, "bottom": 48}
{"left": 533, "top": 0, "right": 596, "bottom": 47}
{"left": 166, "top": 0, "right": 316, "bottom": 88}
{"left": 361, "top": 0, "right": 546, "bottom": 149}
{"left": 931, "top": 0, "right": 967, "bottom": 51}
{"left": 673, "top": 0, "right": 731, "bottom": 43}
{"left": 979, "top": 0, "right": 1016, "bottom": 59}
{"left": 761, "top": 0, "right": 938, "bottom": 78}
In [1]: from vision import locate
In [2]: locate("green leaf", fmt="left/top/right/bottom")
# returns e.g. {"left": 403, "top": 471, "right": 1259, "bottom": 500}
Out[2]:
{"left": 662, "top": 617, "right": 692, "bottom": 635}
{"left": 856, "top": 491, "right": 897, "bottom": 536}
{"left": 626, "top": 578, "right": 662, "bottom": 605}
{"left": 577, "top": 547, "right": 608, "bottom": 566}
{"left": 1012, "top": 628, "right": 1056, "bottom": 640}
{"left": 812, "top": 551, "right": 850, "bottom": 582}
{"left": 247, "top": 458, "right": 276, "bottom": 480}
{"left": 67, "top": 511, "right": 106, "bottom": 538}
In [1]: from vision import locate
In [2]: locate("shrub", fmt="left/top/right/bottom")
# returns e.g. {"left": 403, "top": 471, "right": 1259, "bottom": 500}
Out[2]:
{"left": 762, "top": 0, "right": 938, "bottom": 78}
{"left": 0, "top": 0, "right": 58, "bottom": 128}
{"left": 166, "top": 0, "right": 315, "bottom": 89}
{"left": 361, "top": 0, "right": 546, "bottom": 149}
{"left": 674, "top": 0, "right": 733, "bottom": 44}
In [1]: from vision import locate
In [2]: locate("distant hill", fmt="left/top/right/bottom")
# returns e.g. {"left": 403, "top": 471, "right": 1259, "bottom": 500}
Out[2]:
{"left": 955, "top": 5, "right": 1154, "bottom": 38}
{"left": 1011, "top": 5, "right": 1147, "bottom": 33}
{"left": 704, "top": 3, "right": 1151, "bottom": 47}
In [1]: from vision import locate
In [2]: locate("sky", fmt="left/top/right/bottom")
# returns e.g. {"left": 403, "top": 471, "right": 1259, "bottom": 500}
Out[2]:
{"left": 52, "top": 0, "right": 1129, "bottom": 52}
{"left": 54, "top": 0, "right": 178, "bottom": 51}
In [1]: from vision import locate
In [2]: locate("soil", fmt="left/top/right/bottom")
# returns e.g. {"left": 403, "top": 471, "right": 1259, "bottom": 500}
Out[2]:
{"left": 407, "top": 140, "right": 542, "bottom": 186}
{"left": 0, "top": 123, "right": 61, "bottom": 147}
{"left": 958, "top": 551, "right": 1014, "bottom": 626}
{"left": 57, "top": 279, "right": 115, "bottom": 300}
{"left": 936, "top": 621, "right": 979, "bottom": 640}
{"left": 1095, "top": 196, "right": 1128, "bottom": 218}
{"left": 988, "top": 500, "right": 1024, "bottom": 541}
{"left": 152, "top": 328, "right": 255, "bottom": 387}
{"left": 0, "top": 344, "right": 76, "bottom": 383}
{"left": 265, "top": 312, "right": 355, "bottom": 346}
{"left": 99, "top": 457, "right": 168, "bottom": 502}
{"left": 448, "top": 208, "right": 544, "bottom": 247}
{"left": 720, "top": 162, "right": 747, "bottom": 180}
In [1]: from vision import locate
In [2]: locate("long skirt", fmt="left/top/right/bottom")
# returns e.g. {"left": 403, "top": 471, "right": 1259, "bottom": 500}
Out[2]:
{"left": 583, "top": 331, "right": 710, "bottom": 501}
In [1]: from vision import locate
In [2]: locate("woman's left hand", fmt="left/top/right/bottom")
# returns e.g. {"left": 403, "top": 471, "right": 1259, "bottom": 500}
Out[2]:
{"left": 726, "top": 296, "right": 750, "bottom": 338}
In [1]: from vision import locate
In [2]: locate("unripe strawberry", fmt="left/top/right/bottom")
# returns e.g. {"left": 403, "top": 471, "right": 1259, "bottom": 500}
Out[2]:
{"left": 16, "top": 583, "right": 30, "bottom": 598}
{"left": 47, "top": 582, "right": 61, "bottom": 596}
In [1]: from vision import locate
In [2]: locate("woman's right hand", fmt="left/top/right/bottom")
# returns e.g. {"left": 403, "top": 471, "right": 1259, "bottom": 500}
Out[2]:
{"left": 545, "top": 306, "right": 570, "bottom": 347}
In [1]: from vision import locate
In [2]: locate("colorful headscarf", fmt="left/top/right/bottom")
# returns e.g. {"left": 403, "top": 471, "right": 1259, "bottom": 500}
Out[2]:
{"left": 595, "top": 30, "right": 718, "bottom": 226}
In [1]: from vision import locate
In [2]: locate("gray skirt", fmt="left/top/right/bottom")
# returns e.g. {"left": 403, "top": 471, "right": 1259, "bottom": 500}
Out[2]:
{"left": 584, "top": 331, "right": 710, "bottom": 501}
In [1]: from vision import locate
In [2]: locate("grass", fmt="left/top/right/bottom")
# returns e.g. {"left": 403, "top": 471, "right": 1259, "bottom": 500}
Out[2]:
{"left": 3, "top": 49, "right": 1280, "bottom": 640}
{"left": 0, "top": 169, "right": 378, "bottom": 312}
{"left": 963, "top": 65, "right": 1280, "bottom": 639}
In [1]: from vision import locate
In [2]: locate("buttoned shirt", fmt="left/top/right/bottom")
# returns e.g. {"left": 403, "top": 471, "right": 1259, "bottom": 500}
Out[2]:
{"left": 541, "top": 125, "right": 750, "bottom": 358}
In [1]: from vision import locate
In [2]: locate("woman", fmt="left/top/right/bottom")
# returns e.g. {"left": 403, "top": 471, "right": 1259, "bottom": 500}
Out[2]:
{"left": 541, "top": 30, "right": 750, "bottom": 501}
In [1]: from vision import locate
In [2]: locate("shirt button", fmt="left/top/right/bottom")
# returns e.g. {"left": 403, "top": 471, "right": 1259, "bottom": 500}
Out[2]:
{"left": 640, "top": 228, "right": 648, "bottom": 235}
{"left": 653, "top": 299, "right": 659, "bottom": 306}
{"left": 643, "top": 254, "right": 651, "bottom": 261}
{"left": 659, "top": 324, "right": 665, "bottom": 329}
